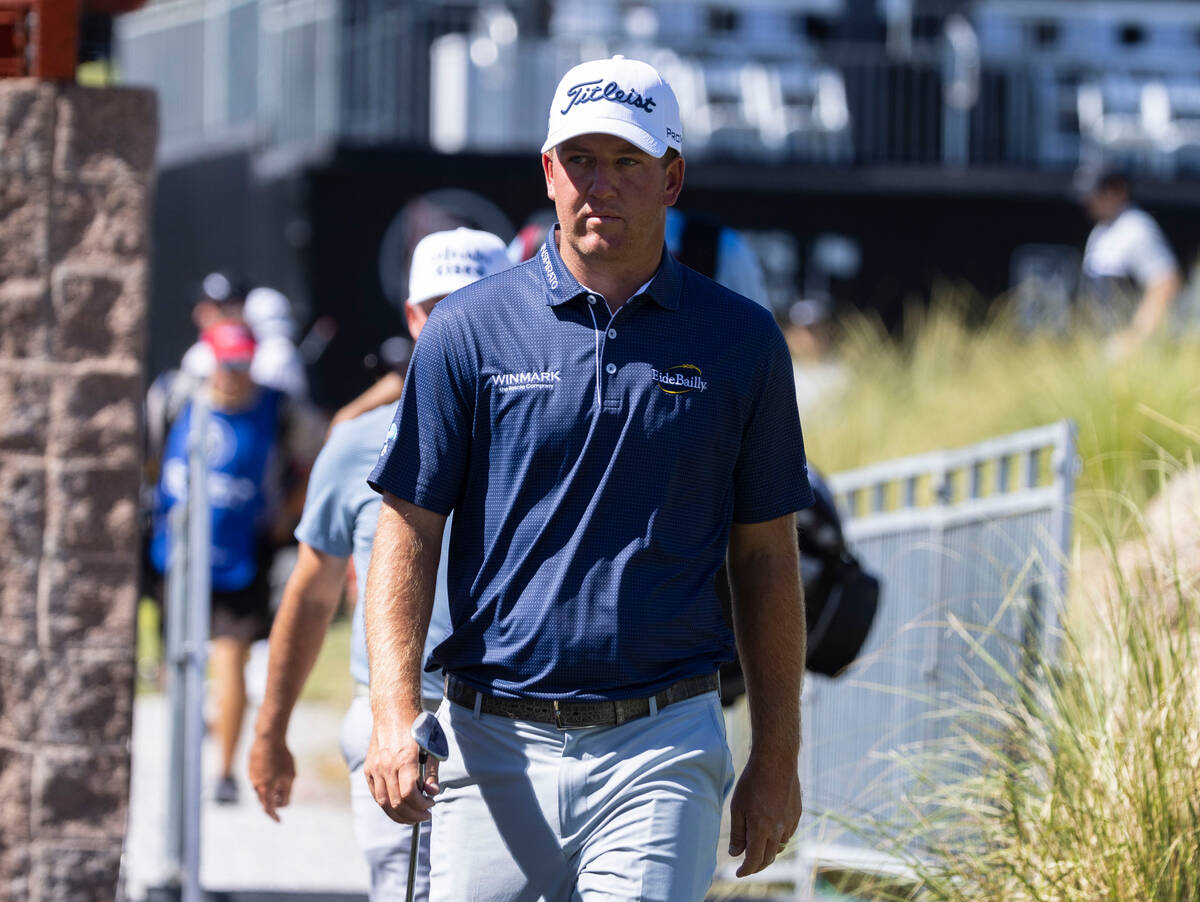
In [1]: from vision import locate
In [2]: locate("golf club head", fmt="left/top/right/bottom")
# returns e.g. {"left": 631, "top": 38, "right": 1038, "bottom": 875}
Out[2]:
{"left": 410, "top": 712, "right": 450, "bottom": 761}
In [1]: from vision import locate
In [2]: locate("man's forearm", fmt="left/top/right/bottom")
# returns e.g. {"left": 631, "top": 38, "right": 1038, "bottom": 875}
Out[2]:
{"left": 727, "top": 522, "right": 805, "bottom": 757}
{"left": 255, "top": 545, "right": 345, "bottom": 738}
{"left": 364, "top": 496, "right": 443, "bottom": 734}
{"left": 1131, "top": 272, "right": 1181, "bottom": 339}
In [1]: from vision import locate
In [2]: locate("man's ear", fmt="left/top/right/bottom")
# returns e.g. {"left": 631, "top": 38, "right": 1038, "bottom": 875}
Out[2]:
{"left": 663, "top": 155, "right": 685, "bottom": 207}
{"left": 405, "top": 302, "right": 422, "bottom": 340}
{"left": 542, "top": 151, "right": 557, "bottom": 202}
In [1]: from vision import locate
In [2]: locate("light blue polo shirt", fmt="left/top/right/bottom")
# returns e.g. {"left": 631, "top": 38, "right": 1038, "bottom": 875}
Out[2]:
{"left": 369, "top": 229, "right": 812, "bottom": 700}
{"left": 296, "top": 402, "right": 450, "bottom": 700}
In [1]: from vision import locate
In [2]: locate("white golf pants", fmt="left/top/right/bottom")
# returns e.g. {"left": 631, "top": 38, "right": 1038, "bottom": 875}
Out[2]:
{"left": 428, "top": 689, "right": 733, "bottom": 902}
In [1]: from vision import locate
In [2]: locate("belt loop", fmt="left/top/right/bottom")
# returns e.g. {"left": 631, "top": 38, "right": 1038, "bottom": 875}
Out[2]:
{"left": 472, "top": 690, "right": 483, "bottom": 720}
{"left": 648, "top": 695, "right": 658, "bottom": 717}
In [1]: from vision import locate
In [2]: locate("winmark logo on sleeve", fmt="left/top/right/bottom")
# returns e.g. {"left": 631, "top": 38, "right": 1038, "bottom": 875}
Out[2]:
{"left": 652, "top": 364, "right": 707, "bottom": 394}
{"left": 489, "top": 371, "right": 562, "bottom": 393}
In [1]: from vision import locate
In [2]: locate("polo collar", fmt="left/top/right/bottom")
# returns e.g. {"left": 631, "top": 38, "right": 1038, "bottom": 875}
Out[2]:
{"left": 539, "top": 225, "right": 682, "bottom": 311}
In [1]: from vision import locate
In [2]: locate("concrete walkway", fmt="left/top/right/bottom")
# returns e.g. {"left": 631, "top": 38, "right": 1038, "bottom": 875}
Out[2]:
{"left": 122, "top": 692, "right": 368, "bottom": 900}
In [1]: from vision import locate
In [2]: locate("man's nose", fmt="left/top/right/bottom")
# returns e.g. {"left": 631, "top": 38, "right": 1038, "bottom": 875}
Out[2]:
{"left": 588, "top": 162, "right": 618, "bottom": 198}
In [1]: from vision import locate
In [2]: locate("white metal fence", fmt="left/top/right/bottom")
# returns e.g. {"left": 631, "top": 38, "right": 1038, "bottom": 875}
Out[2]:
{"left": 722, "top": 421, "right": 1078, "bottom": 898}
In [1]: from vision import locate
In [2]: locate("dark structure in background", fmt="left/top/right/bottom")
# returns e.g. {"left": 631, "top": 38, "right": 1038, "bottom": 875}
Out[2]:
{"left": 120, "top": 0, "right": 1200, "bottom": 411}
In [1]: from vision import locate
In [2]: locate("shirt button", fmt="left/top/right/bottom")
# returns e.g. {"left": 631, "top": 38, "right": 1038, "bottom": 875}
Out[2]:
{"left": 587, "top": 294, "right": 597, "bottom": 305}
{"left": 605, "top": 363, "right": 617, "bottom": 375}
{"left": 607, "top": 328, "right": 617, "bottom": 339}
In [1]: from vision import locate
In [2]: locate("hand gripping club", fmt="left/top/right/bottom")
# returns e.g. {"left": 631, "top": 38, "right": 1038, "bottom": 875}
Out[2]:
{"left": 406, "top": 712, "right": 450, "bottom": 902}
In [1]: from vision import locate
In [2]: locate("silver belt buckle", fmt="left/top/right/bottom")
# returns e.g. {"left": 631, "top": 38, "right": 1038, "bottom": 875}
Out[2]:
{"left": 552, "top": 699, "right": 567, "bottom": 730}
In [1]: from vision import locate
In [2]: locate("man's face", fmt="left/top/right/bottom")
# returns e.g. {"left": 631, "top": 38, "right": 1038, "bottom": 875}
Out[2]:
{"left": 1085, "top": 186, "right": 1127, "bottom": 224}
{"left": 542, "top": 133, "right": 684, "bottom": 264}
{"left": 211, "top": 361, "right": 254, "bottom": 400}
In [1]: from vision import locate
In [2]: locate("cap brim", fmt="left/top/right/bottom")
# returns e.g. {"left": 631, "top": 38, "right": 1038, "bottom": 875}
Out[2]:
{"left": 542, "top": 116, "right": 669, "bottom": 158}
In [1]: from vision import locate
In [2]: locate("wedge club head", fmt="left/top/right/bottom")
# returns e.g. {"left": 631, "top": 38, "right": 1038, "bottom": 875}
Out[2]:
{"left": 410, "top": 711, "right": 449, "bottom": 761}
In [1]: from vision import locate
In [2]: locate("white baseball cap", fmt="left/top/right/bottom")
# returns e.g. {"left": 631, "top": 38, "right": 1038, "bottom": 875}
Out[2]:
{"left": 542, "top": 55, "right": 683, "bottom": 159}
{"left": 243, "top": 287, "right": 295, "bottom": 340}
{"left": 407, "top": 227, "right": 510, "bottom": 306}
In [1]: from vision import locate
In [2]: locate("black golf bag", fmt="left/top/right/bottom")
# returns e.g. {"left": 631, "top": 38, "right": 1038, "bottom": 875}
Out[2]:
{"left": 716, "top": 468, "right": 881, "bottom": 705}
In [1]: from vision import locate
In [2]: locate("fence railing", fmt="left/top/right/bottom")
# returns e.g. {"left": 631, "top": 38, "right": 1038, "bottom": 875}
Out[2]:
{"left": 719, "top": 421, "right": 1078, "bottom": 899}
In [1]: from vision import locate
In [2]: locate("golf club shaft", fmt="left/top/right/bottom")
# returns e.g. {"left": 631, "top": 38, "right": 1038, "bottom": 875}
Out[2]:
{"left": 405, "top": 752, "right": 428, "bottom": 902}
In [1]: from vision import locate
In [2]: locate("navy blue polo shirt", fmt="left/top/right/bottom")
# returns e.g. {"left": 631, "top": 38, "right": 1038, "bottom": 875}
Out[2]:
{"left": 369, "top": 229, "right": 813, "bottom": 700}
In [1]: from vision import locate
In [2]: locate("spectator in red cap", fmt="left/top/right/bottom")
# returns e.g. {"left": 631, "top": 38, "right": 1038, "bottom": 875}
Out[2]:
{"left": 150, "top": 319, "right": 318, "bottom": 805}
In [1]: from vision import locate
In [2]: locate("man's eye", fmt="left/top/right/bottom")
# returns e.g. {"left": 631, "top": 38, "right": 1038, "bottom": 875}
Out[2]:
{"left": 568, "top": 155, "right": 591, "bottom": 165}
{"left": 618, "top": 158, "right": 639, "bottom": 166}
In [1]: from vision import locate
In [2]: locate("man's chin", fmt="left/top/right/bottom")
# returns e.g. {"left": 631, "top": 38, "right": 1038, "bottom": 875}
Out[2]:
{"left": 577, "top": 227, "right": 626, "bottom": 255}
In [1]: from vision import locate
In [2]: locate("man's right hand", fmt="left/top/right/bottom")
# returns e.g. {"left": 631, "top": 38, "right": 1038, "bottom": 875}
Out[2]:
{"left": 249, "top": 733, "right": 296, "bottom": 822}
{"left": 364, "top": 719, "right": 441, "bottom": 824}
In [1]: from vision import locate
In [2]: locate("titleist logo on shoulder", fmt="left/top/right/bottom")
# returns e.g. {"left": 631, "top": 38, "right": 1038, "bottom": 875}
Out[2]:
{"left": 561, "top": 79, "right": 657, "bottom": 116}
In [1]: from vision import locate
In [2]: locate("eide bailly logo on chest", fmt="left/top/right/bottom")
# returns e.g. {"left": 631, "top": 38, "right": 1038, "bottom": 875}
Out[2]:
{"left": 652, "top": 364, "right": 707, "bottom": 394}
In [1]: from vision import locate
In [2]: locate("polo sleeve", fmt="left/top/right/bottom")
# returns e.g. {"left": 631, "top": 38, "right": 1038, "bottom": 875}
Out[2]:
{"left": 731, "top": 323, "right": 814, "bottom": 523}
{"left": 368, "top": 306, "right": 472, "bottom": 515}
{"left": 1127, "top": 213, "right": 1177, "bottom": 287}
{"left": 294, "top": 423, "right": 355, "bottom": 557}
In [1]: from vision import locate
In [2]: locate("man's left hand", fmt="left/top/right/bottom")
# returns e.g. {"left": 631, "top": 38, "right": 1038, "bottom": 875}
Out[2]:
{"left": 727, "top": 749, "right": 803, "bottom": 877}
{"left": 249, "top": 733, "right": 296, "bottom": 823}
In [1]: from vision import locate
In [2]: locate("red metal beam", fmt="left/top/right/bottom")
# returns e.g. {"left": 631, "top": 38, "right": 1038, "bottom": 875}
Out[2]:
{"left": 0, "top": 0, "right": 78, "bottom": 80}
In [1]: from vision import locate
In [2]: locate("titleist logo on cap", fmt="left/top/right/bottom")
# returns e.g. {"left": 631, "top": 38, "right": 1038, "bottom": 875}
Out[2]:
{"left": 561, "top": 79, "right": 657, "bottom": 116}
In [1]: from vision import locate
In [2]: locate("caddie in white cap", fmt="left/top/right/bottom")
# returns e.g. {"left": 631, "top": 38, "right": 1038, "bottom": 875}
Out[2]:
{"left": 250, "top": 225, "right": 508, "bottom": 902}
{"left": 326, "top": 226, "right": 510, "bottom": 430}
{"left": 364, "top": 55, "right": 811, "bottom": 902}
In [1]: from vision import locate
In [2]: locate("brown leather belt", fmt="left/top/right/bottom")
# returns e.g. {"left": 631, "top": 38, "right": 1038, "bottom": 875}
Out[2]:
{"left": 444, "top": 672, "right": 720, "bottom": 729}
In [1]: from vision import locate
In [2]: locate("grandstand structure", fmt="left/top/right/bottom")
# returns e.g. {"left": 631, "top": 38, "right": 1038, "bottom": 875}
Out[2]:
{"left": 117, "top": 0, "right": 1200, "bottom": 177}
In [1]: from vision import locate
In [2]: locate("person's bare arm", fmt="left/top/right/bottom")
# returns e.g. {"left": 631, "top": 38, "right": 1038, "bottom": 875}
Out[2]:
{"left": 1127, "top": 270, "right": 1182, "bottom": 342}
{"left": 363, "top": 492, "right": 446, "bottom": 824}
{"left": 328, "top": 372, "right": 405, "bottom": 435}
{"left": 249, "top": 543, "right": 348, "bottom": 821}
{"left": 725, "top": 513, "right": 805, "bottom": 878}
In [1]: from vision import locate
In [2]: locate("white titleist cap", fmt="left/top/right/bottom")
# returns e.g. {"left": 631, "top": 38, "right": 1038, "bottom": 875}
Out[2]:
{"left": 407, "top": 227, "right": 510, "bottom": 306}
{"left": 542, "top": 55, "right": 682, "bottom": 159}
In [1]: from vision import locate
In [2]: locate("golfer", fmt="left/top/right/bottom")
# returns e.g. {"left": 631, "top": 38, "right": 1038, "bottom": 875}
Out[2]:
{"left": 364, "top": 55, "right": 813, "bottom": 901}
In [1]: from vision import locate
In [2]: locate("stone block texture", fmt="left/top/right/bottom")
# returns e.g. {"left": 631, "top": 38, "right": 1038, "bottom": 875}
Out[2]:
{"left": 0, "top": 78, "right": 156, "bottom": 901}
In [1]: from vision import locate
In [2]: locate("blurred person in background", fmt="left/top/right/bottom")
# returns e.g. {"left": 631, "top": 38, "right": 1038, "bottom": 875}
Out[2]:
{"left": 1076, "top": 164, "right": 1182, "bottom": 356}
{"left": 243, "top": 286, "right": 309, "bottom": 401}
{"left": 328, "top": 227, "right": 512, "bottom": 430}
{"left": 248, "top": 228, "right": 509, "bottom": 901}
{"left": 146, "top": 271, "right": 250, "bottom": 471}
{"left": 183, "top": 280, "right": 311, "bottom": 402}
{"left": 150, "top": 320, "right": 317, "bottom": 804}
{"left": 179, "top": 271, "right": 251, "bottom": 385}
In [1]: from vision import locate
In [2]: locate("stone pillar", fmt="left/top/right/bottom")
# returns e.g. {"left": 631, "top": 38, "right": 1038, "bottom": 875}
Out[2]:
{"left": 0, "top": 80, "right": 156, "bottom": 900}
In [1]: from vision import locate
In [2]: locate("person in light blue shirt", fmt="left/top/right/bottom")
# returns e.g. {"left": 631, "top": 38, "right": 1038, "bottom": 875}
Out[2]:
{"left": 248, "top": 227, "right": 510, "bottom": 902}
